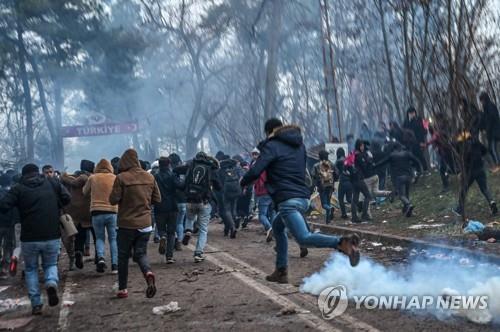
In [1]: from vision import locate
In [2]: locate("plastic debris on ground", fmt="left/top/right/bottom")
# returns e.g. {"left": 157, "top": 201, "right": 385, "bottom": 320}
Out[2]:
{"left": 0, "top": 286, "right": 9, "bottom": 293}
{"left": 463, "top": 220, "right": 485, "bottom": 234}
{"left": 370, "top": 242, "right": 383, "bottom": 247}
{"left": 63, "top": 300, "right": 75, "bottom": 307}
{"left": 0, "top": 297, "right": 30, "bottom": 314}
{"left": 408, "top": 224, "right": 445, "bottom": 230}
{"left": 152, "top": 301, "right": 181, "bottom": 315}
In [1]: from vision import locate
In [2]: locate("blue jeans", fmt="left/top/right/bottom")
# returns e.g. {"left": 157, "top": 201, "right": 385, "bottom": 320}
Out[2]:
{"left": 319, "top": 187, "right": 333, "bottom": 224}
{"left": 22, "top": 239, "right": 60, "bottom": 307}
{"left": 274, "top": 198, "right": 340, "bottom": 268}
{"left": 257, "top": 195, "right": 275, "bottom": 231}
{"left": 92, "top": 213, "right": 118, "bottom": 265}
{"left": 176, "top": 203, "right": 187, "bottom": 241}
{"left": 185, "top": 203, "right": 212, "bottom": 255}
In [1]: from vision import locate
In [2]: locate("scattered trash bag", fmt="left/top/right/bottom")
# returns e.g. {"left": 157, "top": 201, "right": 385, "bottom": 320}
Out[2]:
{"left": 463, "top": 220, "right": 485, "bottom": 234}
{"left": 152, "top": 301, "right": 181, "bottom": 315}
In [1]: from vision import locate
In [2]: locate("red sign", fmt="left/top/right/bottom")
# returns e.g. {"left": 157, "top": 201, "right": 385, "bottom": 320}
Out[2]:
{"left": 61, "top": 121, "right": 139, "bottom": 138}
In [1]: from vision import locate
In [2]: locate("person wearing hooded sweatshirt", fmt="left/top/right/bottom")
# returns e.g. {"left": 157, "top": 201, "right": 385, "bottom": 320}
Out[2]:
{"left": 176, "top": 152, "right": 221, "bottom": 262}
{"left": 348, "top": 139, "right": 373, "bottom": 223}
{"left": 218, "top": 155, "right": 242, "bottom": 238}
{"left": 110, "top": 149, "right": 161, "bottom": 299}
{"left": 0, "top": 164, "right": 71, "bottom": 315}
{"left": 241, "top": 118, "right": 360, "bottom": 284}
{"left": 479, "top": 92, "right": 500, "bottom": 172}
{"left": 335, "top": 148, "right": 352, "bottom": 219}
{"left": 403, "top": 107, "right": 428, "bottom": 172}
{"left": 154, "top": 157, "right": 182, "bottom": 264}
{"left": 61, "top": 159, "right": 95, "bottom": 270}
{"left": 83, "top": 159, "right": 118, "bottom": 273}
{"left": 0, "top": 174, "right": 18, "bottom": 277}
{"left": 311, "top": 150, "right": 337, "bottom": 224}
{"left": 169, "top": 153, "right": 187, "bottom": 250}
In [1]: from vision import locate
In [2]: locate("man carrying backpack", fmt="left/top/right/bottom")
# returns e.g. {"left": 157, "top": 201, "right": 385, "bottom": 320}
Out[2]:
{"left": 218, "top": 155, "right": 241, "bottom": 238}
{"left": 179, "top": 152, "right": 221, "bottom": 263}
{"left": 311, "top": 150, "right": 337, "bottom": 224}
{"left": 241, "top": 118, "right": 360, "bottom": 284}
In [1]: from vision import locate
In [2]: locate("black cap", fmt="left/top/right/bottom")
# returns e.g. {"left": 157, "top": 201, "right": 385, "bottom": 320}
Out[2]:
{"left": 22, "top": 163, "right": 39, "bottom": 176}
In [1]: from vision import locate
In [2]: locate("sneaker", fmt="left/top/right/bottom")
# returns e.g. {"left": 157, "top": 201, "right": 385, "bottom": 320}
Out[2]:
{"left": 182, "top": 231, "right": 191, "bottom": 245}
{"left": 158, "top": 237, "right": 167, "bottom": 255}
{"left": 175, "top": 239, "right": 182, "bottom": 251}
{"left": 194, "top": 253, "right": 205, "bottom": 263}
{"left": 352, "top": 217, "right": 362, "bottom": 224}
{"left": 341, "top": 214, "right": 349, "bottom": 220}
{"left": 338, "top": 234, "right": 361, "bottom": 267}
{"left": 166, "top": 257, "right": 175, "bottom": 264}
{"left": 300, "top": 247, "right": 308, "bottom": 258}
{"left": 405, "top": 205, "right": 414, "bottom": 218}
{"left": 265, "top": 228, "right": 273, "bottom": 243}
{"left": 241, "top": 217, "right": 249, "bottom": 229}
{"left": 32, "top": 304, "right": 43, "bottom": 315}
{"left": 145, "top": 272, "right": 156, "bottom": 298}
{"left": 230, "top": 229, "right": 237, "bottom": 239}
{"left": 96, "top": 258, "right": 106, "bottom": 273}
{"left": 9, "top": 256, "right": 17, "bottom": 277}
{"left": 491, "top": 201, "right": 498, "bottom": 216}
{"left": 117, "top": 289, "right": 128, "bottom": 298}
{"left": 75, "top": 251, "right": 84, "bottom": 269}
{"left": 265, "top": 267, "right": 288, "bottom": 284}
{"left": 46, "top": 286, "right": 59, "bottom": 307}
{"left": 111, "top": 264, "right": 118, "bottom": 274}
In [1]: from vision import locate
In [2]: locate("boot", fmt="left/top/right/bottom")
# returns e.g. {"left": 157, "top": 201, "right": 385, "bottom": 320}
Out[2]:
{"left": 265, "top": 267, "right": 288, "bottom": 284}
{"left": 491, "top": 201, "right": 498, "bottom": 216}
{"left": 338, "top": 234, "right": 361, "bottom": 267}
{"left": 69, "top": 257, "right": 75, "bottom": 271}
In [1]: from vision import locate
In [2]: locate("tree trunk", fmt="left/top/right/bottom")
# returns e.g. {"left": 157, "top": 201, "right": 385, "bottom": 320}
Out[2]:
{"left": 377, "top": 0, "right": 401, "bottom": 120}
{"left": 263, "top": 0, "right": 283, "bottom": 120}
{"left": 54, "top": 82, "right": 64, "bottom": 169}
{"left": 16, "top": 19, "right": 34, "bottom": 162}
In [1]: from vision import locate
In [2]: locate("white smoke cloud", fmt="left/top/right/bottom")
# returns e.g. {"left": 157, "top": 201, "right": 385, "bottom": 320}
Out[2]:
{"left": 300, "top": 253, "right": 500, "bottom": 324}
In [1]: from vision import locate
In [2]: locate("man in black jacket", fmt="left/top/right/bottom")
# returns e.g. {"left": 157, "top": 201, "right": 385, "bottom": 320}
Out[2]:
{"left": 0, "top": 174, "right": 18, "bottom": 277}
{"left": 218, "top": 156, "right": 241, "bottom": 238}
{"left": 241, "top": 118, "right": 360, "bottom": 284}
{"left": 169, "top": 153, "right": 187, "bottom": 250}
{"left": 479, "top": 92, "right": 500, "bottom": 172}
{"left": 177, "top": 152, "right": 221, "bottom": 263}
{"left": 403, "top": 107, "right": 428, "bottom": 172}
{"left": 154, "top": 157, "right": 182, "bottom": 264}
{"left": 375, "top": 143, "right": 422, "bottom": 217}
{"left": 454, "top": 137, "right": 498, "bottom": 218}
{"left": 0, "top": 164, "right": 71, "bottom": 315}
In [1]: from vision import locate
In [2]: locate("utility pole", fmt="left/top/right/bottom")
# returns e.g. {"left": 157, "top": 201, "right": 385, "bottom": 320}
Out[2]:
{"left": 319, "top": 0, "right": 343, "bottom": 142}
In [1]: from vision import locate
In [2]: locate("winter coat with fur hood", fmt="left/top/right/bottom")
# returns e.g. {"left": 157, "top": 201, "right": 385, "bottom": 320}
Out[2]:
{"left": 241, "top": 125, "right": 311, "bottom": 204}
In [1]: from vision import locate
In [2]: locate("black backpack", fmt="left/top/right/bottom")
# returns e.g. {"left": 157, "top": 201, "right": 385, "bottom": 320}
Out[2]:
{"left": 223, "top": 167, "right": 241, "bottom": 198}
{"left": 185, "top": 161, "right": 211, "bottom": 201}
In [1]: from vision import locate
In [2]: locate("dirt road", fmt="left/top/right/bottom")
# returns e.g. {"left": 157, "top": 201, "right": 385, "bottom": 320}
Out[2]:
{"left": 0, "top": 220, "right": 497, "bottom": 331}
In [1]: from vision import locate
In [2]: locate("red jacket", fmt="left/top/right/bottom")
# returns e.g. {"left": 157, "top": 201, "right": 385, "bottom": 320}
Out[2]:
{"left": 254, "top": 171, "right": 268, "bottom": 197}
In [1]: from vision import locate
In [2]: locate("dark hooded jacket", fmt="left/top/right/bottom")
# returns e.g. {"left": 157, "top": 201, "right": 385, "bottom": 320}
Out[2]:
{"left": 481, "top": 100, "right": 500, "bottom": 140}
{"left": 375, "top": 147, "right": 422, "bottom": 178}
{"left": 61, "top": 169, "right": 91, "bottom": 227}
{"left": 154, "top": 166, "right": 182, "bottom": 214}
{"left": 0, "top": 175, "right": 70, "bottom": 242}
{"left": 218, "top": 158, "right": 243, "bottom": 197}
{"left": 175, "top": 153, "right": 221, "bottom": 203}
{"left": 109, "top": 149, "right": 161, "bottom": 229}
{"left": 240, "top": 125, "right": 310, "bottom": 204}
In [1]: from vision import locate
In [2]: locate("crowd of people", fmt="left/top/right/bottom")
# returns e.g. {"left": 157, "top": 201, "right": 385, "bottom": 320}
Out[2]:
{"left": 0, "top": 92, "right": 498, "bottom": 316}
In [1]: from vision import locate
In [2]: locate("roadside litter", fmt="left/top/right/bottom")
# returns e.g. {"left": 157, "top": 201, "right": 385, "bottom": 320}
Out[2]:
{"left": 408, "top": 224, "right": 445, "bottom": 230}
{"left": 0, "top": 297, "right": 30, "bottom": 314}
{"left": 463, "top": 220, "right": 500, "bottom": 243}
{"left": 152, "top": 302, "right": 181, "bottom": 315}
